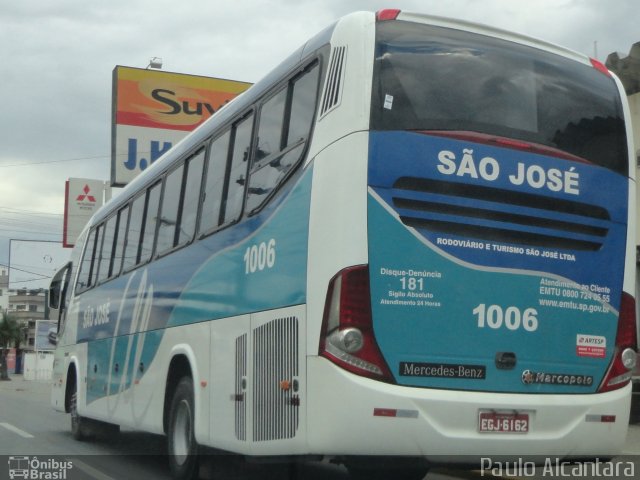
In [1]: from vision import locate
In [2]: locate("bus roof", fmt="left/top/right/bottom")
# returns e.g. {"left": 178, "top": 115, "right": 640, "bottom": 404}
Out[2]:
{"left": 395, "top": 10, "right": 590, "bottom": 65}
{"left": 93, "top": 9, "right": 596, "bottom": 228}
{"left": 92, "top": 19, "right": 335, "bottom": 227}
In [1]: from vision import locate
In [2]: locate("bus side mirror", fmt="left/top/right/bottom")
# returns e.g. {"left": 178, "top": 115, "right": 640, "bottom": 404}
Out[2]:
{"left": 49, "top": 280, "right": 62, "bottom": 310}
{"left": 49, "top": 262, "right": 71, "bottom": 312}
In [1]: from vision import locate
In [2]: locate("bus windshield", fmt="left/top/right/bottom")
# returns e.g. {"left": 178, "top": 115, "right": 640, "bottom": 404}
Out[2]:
{"left": 372, "top": 20, "right": 628, "bottom": 175}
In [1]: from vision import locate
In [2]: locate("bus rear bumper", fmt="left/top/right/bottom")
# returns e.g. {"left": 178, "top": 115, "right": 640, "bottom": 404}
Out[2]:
{"left": 306, "top": 357, "right": 631, "bottom": 460}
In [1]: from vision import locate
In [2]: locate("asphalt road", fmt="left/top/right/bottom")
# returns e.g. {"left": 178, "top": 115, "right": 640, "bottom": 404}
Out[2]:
{"left": 1, "top": 375, "right": 639, "bottom": 480}
{"left": 0, "top": 376, "right": 357, "bottom": 480}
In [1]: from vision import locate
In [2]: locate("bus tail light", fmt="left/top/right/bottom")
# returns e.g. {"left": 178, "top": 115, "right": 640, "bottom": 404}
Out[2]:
{"left": 590, "top": 58, "right": 612, "bottom": 77}
{"left": 376, "top": 9, "right": 401, "bottom": 22}
{"left": 319, "top": 265, "right": 394, "bottom": 383}
{"left": 598, "top": 292, "right": 637, "bottom": 393}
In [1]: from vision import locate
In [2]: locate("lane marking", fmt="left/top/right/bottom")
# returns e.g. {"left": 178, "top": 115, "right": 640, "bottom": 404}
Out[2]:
{"left": 0, "top": 422, "right": 34, "bottom": 438}
{"left": 72, "top": 458, "right": 117, "bottom": 480}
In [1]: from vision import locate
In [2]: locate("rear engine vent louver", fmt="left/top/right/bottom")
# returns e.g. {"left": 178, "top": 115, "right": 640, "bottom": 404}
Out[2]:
{"left": 320, "top": 46, "right": 347, "bottom": 118}
{"left": 392, "top": 177, "right": 610, "bottom": 252}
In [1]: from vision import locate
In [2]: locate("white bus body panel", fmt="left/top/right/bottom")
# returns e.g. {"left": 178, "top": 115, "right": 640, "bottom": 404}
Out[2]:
{"left": 209, "top": 305, "right": 307, "bottom": 454}
{"left": 306, "top": 132, "right": 370, "bottom": 354}
{"left": 76, "top": 321, "right": 211, "bottom": 440}
{"left": 307, "top": 357, "right": 631, "bottom": 458}
{"left": 305, "top": 11, "right": 374, "bottom": 167}
{"left": 51, "top": 298, "right": 82, "bottom": 413}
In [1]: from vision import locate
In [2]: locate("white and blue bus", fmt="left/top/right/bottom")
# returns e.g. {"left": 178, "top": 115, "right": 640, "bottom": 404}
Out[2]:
{"left": 49, "top": 9, "right": 637, "bottom": 480}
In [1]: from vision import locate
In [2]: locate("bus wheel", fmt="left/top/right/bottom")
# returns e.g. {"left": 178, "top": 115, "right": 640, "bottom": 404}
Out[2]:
{"left": 168, "top": 377, "right": 199, "bottom": 480}
{"left": 70, "top": 389, "right": 93, "bottom": 441}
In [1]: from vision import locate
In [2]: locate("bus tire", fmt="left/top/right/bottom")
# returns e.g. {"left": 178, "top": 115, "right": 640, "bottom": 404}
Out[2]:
{"left": 70, "top": 390, "right": 94, "bottom": 441}
{"left": 168, "top": 376, "right": 199, "bottom": 480}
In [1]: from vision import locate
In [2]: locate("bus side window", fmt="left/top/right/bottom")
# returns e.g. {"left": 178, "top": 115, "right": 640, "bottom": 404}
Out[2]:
{"left": 287, "top": 63, "right": 320, "bottom": 145}
{"left": 76, "top": 228, "right": 97, "bottom": 292}
{"left": 58, "top": 227, "right": 86, "bottom": 331}
{"left": 179, "top": 149, "right": 205, "bottom": 244}
{"left": 255, "top": 87, "right": 287, "bottom": 162}
{"left": 123, "top": 193, "right": 146, "bottom": 271}
{"left": 223, "top": 113, "right": 254, "bottom": 225}
{"left": 97, "top": 214, "right": 117, "bottom": 283}
{"left": 246, "top": 62, "right": 319, "bottom": 213}
{"left": 65, "top": 228, "right": 86, "bottom": 307}
{"left": 111, "top": 205, "right": 130, "bottom": 277}
{"left": 157, "top": 164, "right": 185, "bottom": 255}
{"left": 201, "top": 132, "right": 231, "bottom": 233}
{"left": 89, "top": 224, "right": 104, "bottom": 288}
{"left": 139, "top": 182, "right": 162, "bottom": 264}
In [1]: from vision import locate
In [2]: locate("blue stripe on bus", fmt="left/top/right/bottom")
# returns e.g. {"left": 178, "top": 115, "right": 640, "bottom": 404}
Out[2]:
{"left": 81, "top": 165, "right": 313, "bottom": 403}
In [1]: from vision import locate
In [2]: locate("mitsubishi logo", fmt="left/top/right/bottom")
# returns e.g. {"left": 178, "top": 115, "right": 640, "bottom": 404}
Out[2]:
{"left": 77, "top": 184, "right": 96, "bottom": 203}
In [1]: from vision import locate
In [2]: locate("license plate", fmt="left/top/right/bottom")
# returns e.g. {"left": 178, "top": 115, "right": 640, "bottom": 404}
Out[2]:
{"left": 478, "top": 411, "right": 529, "bottom": 433}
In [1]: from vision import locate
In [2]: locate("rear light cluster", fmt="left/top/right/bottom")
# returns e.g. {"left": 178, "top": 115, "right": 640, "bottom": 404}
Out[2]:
{"left": 598, "top": 292, "right": 638, "bottom": 393}
{"left": 319, "top": 265, "right": 394, "bottom": 383}
{"left": 376, "top": 9, "right": 401, "bottom": 21}
{"left": 590, "top": 58, "right": 612, "bottom": 77}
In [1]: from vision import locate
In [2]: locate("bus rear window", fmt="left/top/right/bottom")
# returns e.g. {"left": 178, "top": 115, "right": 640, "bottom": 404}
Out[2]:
{"left": 372, "top": 21, "right": 628, "bottom": 175}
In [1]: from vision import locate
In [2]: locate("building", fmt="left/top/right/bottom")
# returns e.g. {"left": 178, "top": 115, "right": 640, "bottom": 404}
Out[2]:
{"left": 606, "top": 43, "right": 640, "bottom": 242}
{"left": 7, "top": 288, "right": 47, "bottom": 352}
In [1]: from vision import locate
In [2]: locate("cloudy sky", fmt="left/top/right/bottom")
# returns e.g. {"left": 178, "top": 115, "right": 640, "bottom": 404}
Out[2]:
{"left": 0, "top": 0, "right": 638, "bottom": 279}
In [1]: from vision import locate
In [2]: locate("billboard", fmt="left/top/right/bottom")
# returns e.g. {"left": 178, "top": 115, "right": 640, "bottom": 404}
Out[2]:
{"left": 35, "top": 320, "right": 58, "bottom": 351}
{"left": 111, "top": 66, "right": 251, "bottom": 187}
{"left": 8, "top": 240, "right": 72, "bottom": 289}
{"left": 63, "top": 178, "right": 108, "bottom": 247}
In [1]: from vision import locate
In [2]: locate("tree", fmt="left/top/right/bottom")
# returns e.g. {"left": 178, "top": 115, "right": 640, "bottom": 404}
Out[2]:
{"left": 0, "top": 311, "right": 22, "bottom": 381}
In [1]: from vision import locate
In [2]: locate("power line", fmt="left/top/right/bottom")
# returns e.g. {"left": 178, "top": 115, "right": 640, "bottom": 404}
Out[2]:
{"left": 7, "top": 264, "right": 51, "bottom": 280}
{"left": 7, "top": 277, "right": 52, "bottom": 285}
{"left": 0, "top": 150, "right": 145, "bottom": 169}
{"left": 0, "top": 228, "right": 61, "bottom": 236}
{"left": 0, "top": 223, "right": 61, "bottom": 230}
{"left": 0, "top": 217, "right": 61, "bottom": 226}
{"left": 0, "top": 154, "right": 109, "bottom": 169}
{"left": 0, "top": 207, "right": 63, "bottom": 217}
{"left": 0, "top": 232, "right": 61, "bottom": 240}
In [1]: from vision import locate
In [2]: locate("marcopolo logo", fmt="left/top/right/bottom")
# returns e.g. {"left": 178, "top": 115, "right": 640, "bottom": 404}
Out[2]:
{"left": 521, "top": 369, "right": 593, "bottom": 387}
{"left": 7, "top": 456, "right": 73, "bottom": 480}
